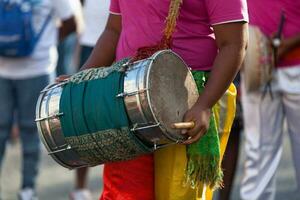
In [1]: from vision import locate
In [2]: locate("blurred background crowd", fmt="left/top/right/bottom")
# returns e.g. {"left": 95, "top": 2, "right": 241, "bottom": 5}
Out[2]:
{"left": 0, "top": 0, "right": 299, "bottom": 200}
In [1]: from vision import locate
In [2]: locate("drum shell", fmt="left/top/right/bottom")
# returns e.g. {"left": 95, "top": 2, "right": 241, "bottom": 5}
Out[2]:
{"left": 36, "top": 83, "right": 88, "bottom": 169}
{"left": 123, "top": 50, "right": 199, "bottom": 148}
{"left": 36, "top": 50, "right": 199, "bottom": 169}
{"left": 242, "top": 25, "right": 273, "bottom": 92}
{"left": 124, "top": 59, "right": 174, "bottom": 147}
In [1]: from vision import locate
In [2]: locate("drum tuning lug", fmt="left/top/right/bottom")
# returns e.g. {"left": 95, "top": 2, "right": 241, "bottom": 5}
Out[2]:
{"left": 122, "top": 61, "right": 130, "bottom": 67}
{"left": 130, "top": 123, "right": 160, "bottom": 131}
{"left": 154, "top": 142, "right": 157, "bottom": 150}
{"left": 35, "top": 112, "right": 64, "bottom": 122}
{"left": 40, "top": 81, "right": 68, "bottom": 93}
{"left": 151, "top": 138, "right": 160, "bottom": 150}
{"left": 73, "top": 164, "right": 90, "bottom": 170}
{"left": 116, "top": 92, "right": 127, "bottom": 98}
{"left": 153, "top": 140, "right": 178, "bottom": 150}
{"left": 116, "top": 88, "right": 149, "bottom": 98}
{"left": 48, "top": 145, "right": 72, "bottom": 155}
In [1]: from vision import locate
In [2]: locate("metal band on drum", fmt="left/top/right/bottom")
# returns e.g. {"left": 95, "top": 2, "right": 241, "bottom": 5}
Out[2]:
{"left": 121, "top": 50, "right": 198, "bottom": 149}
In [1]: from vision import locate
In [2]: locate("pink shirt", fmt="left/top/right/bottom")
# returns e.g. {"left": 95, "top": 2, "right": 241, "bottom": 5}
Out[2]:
{"left": 102, "top": 1, "right": 247, "bottom": 199}
{"left": 110, "top": 0, "right": 248, "bottom": 71}
{"left": 247, "top": 0, "right": 300, "bottom": 67}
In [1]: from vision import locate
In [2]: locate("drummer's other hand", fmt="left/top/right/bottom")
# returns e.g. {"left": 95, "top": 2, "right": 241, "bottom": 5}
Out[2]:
{"left": 181, "top": 103, "right": 211, "bottom": 145}
{"left": 55, "top": 75, "right": 70, "bottom": 83}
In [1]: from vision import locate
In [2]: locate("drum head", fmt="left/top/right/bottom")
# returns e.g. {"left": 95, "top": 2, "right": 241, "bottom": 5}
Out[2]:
{"left": 147, "top": 50, "right": 199, "bottom": 141}
{"left": 242, "top": 25, "right": 273, "bottom": 92}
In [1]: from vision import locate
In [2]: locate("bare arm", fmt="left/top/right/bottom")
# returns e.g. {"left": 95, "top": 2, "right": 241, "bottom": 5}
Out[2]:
{"left": 183, "top": 22, "right": 248, "bottom": 144}
{"left": 81, "top": 14, "right": 122, "bottom": 69}
{"left": 59, "top": 16, "right": 77, "bottom": 42}
{"left": 198, "top": 22, "right": 248, "bottom": 108}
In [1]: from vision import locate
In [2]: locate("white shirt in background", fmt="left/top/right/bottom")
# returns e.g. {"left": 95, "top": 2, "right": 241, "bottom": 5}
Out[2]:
{"left": 80, "top": 0, "right": 110, "bottom": 47}
{"left": 0, "top": 0, "right": 75, "bottom": 79}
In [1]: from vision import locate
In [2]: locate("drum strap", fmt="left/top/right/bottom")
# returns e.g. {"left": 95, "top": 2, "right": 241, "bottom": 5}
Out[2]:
{"left": 131, "top": 0, "right": 183, "bottom": 61}
{"left": 262, "top": 11, "right": 286, "bottom": 100}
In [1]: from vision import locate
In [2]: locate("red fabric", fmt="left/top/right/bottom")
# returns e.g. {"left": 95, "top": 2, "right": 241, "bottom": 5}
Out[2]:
{"left": 279, "top": 46, "right": 300, "bottom": 68}
{"left": 100, "top": 154, "right": 155, "bottom": 200}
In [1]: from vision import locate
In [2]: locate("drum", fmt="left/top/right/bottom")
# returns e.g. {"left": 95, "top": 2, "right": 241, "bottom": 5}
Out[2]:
{"left": 242, "top": 25, "right": 274, "bottom": 92}
{"left": 36, "top": 50, "right": 199, "bottom": 169}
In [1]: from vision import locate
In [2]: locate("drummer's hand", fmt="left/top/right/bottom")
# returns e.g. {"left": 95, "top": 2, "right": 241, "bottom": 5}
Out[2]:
{"left": 55, "top": 75, "right": 70, "bottom": 83}
{"left": 181, "top": 102, "right": 211, "bottom": 145}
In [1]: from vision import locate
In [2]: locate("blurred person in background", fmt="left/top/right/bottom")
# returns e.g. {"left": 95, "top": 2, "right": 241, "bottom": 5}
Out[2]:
{"left": 0, "top": 0, "right": 76, "bottom": 199}
{"left": 56, "top": 0, "right": 83, "bottom": 77}
{"left": 240, "top": 1, "right": 300, "bottom": 199}
{"left": 68, "top": 1, "right": 110, "bottom": 200}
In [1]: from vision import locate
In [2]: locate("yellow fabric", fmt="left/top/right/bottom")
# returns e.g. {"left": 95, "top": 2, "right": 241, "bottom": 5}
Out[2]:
{"left": 154, "top": 83, "right": 237, "bottom": 200}
{"left": 205, "top": 83, "right": 237, "bottom": 199}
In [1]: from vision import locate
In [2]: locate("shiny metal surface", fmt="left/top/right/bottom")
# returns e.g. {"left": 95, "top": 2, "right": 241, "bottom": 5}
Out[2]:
{"left": 124, "top": 58, "right": 172, "bottom": 147}
{"left": 36, "top": 50, "right": 199, "bottom": 168}
{"left": 123, "top": 50, "right": 199, "bottom": 148}
{"left": 36, "top": 83, "right": 87, "bottom": 169}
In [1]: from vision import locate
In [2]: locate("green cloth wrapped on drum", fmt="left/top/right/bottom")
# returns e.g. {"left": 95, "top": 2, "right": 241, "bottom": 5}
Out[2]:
{"left": 59, "top": 59, "right": 222, "bottom": 189}
{"left": 59, "top": 59, "right": 151, "bottom": 166}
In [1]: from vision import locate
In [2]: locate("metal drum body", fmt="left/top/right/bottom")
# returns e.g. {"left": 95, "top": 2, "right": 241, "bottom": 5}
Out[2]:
{"left": 36, "top": 83, "right": 88, "bottom": 169}
{"left": 36, "top": 50, "right": 199, "bottom": 169}
{"left": 123, "top": 50, "right": 199, "bottom": 149}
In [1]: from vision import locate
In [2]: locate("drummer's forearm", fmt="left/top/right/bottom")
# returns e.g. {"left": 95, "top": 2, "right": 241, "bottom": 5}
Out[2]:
{"left": 80, "top": 30, "right": 119, "bottom": 69}
{"left": 196, "top": 22, "right": 248, "bottom": 109}
{"left": 199, "top": 44, "right": 244, "bottom": 107}
{"left": 81, "top": 14, "right": 121, "bottom": 70}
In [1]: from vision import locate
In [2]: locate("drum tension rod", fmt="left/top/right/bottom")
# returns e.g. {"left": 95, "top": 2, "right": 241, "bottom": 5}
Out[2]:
{"left": 73, "top": 164, "right": 90, "bottom": 170}
{"left": 122, "top": 57, "right": 155, "bottom": 67}
{"left": 35, "top": 113, "right": 64, "bottom": 122}
{"left": 130, "top": 123, "right": 160, "bottom": 132}
{"left": 116, "top": 88, "right": 149, "bottom": 98}
{"left": 155, "top": 140, "right": 181, "bottom": 150}
{"left": 40, "top": 82, "right": 68, "bottom": 93}
{"left": 48, "top": 145, "right": 72, "bottom": 155}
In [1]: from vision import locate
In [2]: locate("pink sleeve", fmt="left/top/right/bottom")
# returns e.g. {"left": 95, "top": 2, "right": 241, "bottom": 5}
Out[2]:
{"left": 109, "top": 0, "right": 121, "bottom": 14}
{"left": 205, "top": 0, "right": 248, "bottom": 25}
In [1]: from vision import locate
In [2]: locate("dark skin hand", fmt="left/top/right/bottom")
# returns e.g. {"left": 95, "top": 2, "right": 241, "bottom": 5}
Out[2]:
{"left": 182, "top": 22, "right": 248, "bottom": 144}
{"left": 56, "top": 14, "right": 248, "bottom": 145}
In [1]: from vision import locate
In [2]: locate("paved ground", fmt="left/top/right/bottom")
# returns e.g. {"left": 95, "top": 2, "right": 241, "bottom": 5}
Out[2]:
{"left": 1, "top": 142, "right": 102, "bottom": 200}
{"left": 1, "top": 132, "right": 298, "bottom": 200}
{"left": 229, "top": 133, "right": 299, "bottom": 200}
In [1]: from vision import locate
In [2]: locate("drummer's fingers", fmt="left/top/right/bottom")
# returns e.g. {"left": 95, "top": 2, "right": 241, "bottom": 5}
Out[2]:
{"left": 181, "top": 129, "right": 188, "bottom": 134}
{"left": 55, "top": 75, "right": 70, "bottom": 83}
{"left": 181, "top": 113, "right": 194, "bottom": 134}
{"left": 183, "top": 127, "right": 205, "bottom": 145}
{"left": 186, "top": 121, "right": 204, "bottom": 138}
{"left": 181, "top": 122, "right": 195, "bottom": 134}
